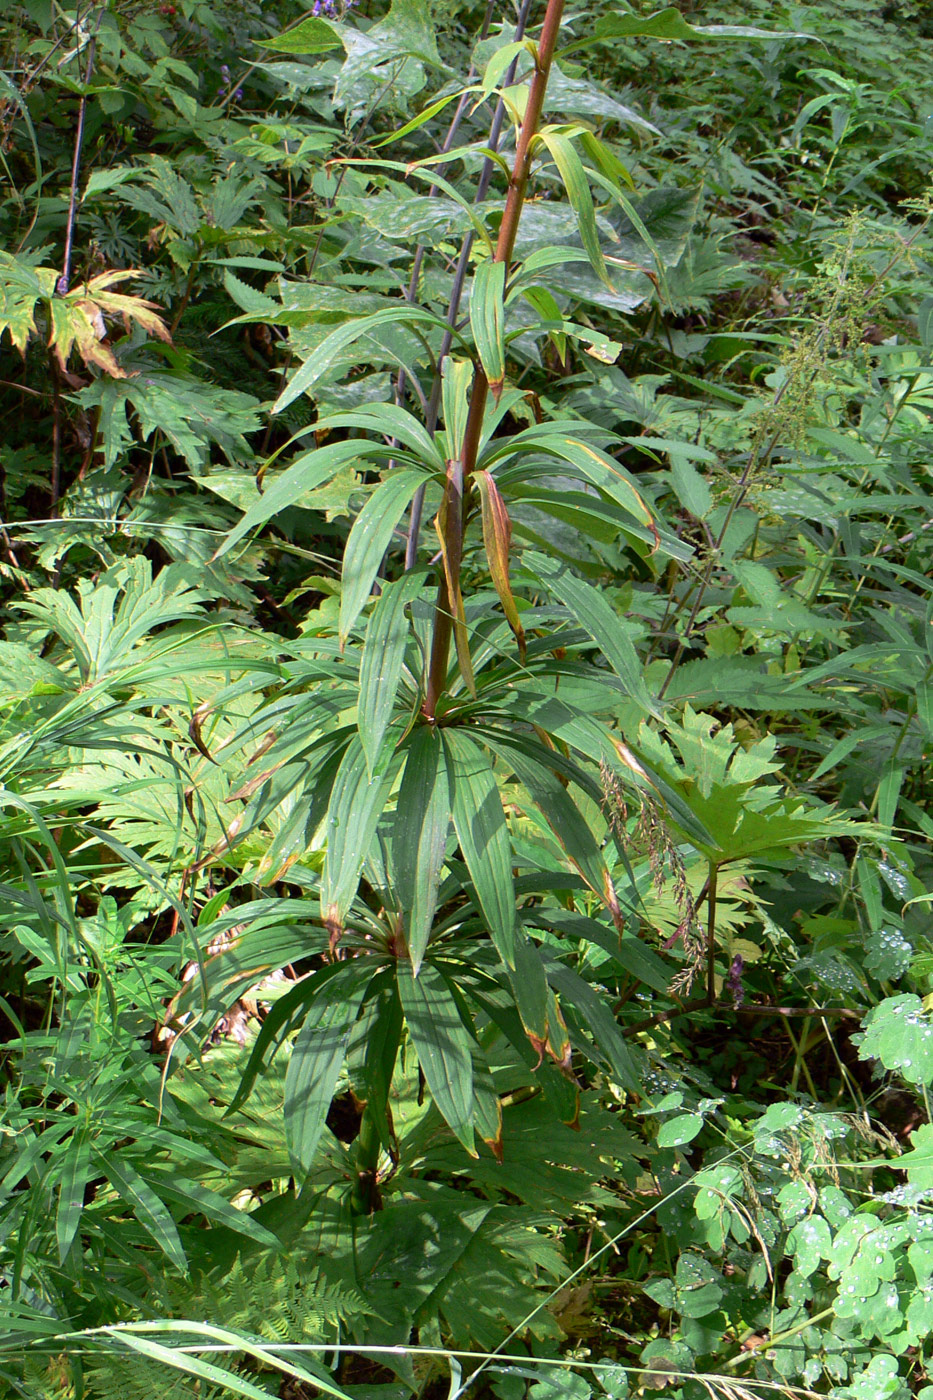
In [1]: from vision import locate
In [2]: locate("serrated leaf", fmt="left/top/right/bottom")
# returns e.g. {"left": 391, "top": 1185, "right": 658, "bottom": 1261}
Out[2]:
{"left": 223, "top": 267, "right": 279, "bottom": 316}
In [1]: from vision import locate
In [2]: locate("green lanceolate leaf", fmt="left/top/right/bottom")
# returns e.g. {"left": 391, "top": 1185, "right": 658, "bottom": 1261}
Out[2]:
{"left": 154, "top": 1179, "right": 279, "bottom": 1247}
{"left": 507, "top": 929, "right": 551, "bottom": 1053}
{"left": 502, "top": 745, "right": 617, "bottom": 916}
{"left": 398, "top": 961, "right": 475, "bottom": 1154}
{"left": 358, "top": 569, "right": 425, "bottom": 772}
{"left": 486, "top": 428, "right": 658, "bottom": 541}
{"left": 56, "top": 1127, "right": 92, "bottom": 1264}
{"left": 395, "top": 727, "right": 451, "bottom": 974}
{"left": 590, "top": 8, "right": 809, "bottom": 43}
{"left": 213, "top": 441, "right": 359, "bottom": 559}
{"left": 273, "top": 306, "right": 450, "bottom": 414}
{"left": 525, "top": 551, "right": 659, "bottom": 715}
{"left": 255, "top": 15, "right": 341, "bottom": 52}
{"left": 340, "top": 470, "right": 428, "bottom": 642}
{"left": 537, "top": 129, "right": 611, "bottom": 288}
{"left": 441, "top": 357, "right": 473, "bottom": 460}
{"left": 315, "top": 404, "right": 444, "bottom": 467}
{"left": 469, "top": 1035, "right": 503, "bottom": 1160}
{"left": 322, "top": 735, "right": 401, "bottom": 937}
{"left": 353, "top": 983, "right": 403, "bottom": 1150}
{"left": 91, "top": 1149, "right": 186, "bottom": 1269}
{"left": 470, "top": 259, "right": 507, "bottom": 400}
{"left": 229, "top": 963, "right": 351, "bottom": 1113}
{"left": 284, "top": 964, "right": 374, "bottom": 1173}
{"left": 546, "top": 961, "right": 641, "bottom": 1093}
{"left": 443, "top": 729, "right": 516, "bottom": 968}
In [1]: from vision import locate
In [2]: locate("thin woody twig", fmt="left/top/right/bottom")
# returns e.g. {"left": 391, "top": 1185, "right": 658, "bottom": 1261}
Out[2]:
{"left": 622, "top": 999, "right": 862, "bottom": 1039}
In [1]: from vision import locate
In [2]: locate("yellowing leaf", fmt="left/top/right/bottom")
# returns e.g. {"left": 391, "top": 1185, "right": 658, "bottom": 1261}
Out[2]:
{"left": 0, "top": 255, "right": 169, "bottom": 378}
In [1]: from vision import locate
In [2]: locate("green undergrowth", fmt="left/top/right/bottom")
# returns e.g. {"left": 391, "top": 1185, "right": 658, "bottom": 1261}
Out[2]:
{"left": 1, "top": 1, "right": 933, "bottom": 1398}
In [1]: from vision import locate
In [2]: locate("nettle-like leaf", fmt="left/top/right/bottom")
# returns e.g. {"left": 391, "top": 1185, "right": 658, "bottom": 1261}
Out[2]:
{"left": 856, "top": 994, "right": 933, "bottom": 1087}
{"left": 77, "top": 367, "right": 262, "bottom": 472}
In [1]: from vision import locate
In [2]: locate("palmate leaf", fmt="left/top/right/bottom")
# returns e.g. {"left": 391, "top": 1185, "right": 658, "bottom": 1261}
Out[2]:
{"left": 630, "top": 707, "right": 861, "bottom": 864}
{"left": 443, "top": 729, "right": 515, "bottom": 968}
{"left": 78, "top": 369, "right": 262, "bottom": 473}
{"left": 0, "top": 250, "right": 55, "bottom": 352}
{"left": 16, "top": 557, "right": 207, "bottom": 684}
{"left": 47, "top": 270, "right": 171, "bottom": 376}
{"left": 398, "top": 962, "right": 475, "bottom": 1153}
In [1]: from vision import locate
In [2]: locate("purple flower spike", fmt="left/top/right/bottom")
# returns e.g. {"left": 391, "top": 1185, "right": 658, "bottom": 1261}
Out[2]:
{"left": 727, "top": 954, "right": 745, "bottom": 1009}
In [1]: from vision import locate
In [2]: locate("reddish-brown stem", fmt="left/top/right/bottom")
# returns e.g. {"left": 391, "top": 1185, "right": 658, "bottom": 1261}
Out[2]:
{"left": 422, "top": 0, "right": 565, "bottom": 719}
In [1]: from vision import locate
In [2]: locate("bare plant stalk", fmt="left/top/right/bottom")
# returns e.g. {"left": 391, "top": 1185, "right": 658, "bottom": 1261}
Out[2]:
{"left": 423, "top": 0, "right": 566, "bottom": 719}
{"left": 58, "top": 5, "right": 103, "bottom": 295}
{"left": 705, "top": 861, "right": 718, "bottom": 1005}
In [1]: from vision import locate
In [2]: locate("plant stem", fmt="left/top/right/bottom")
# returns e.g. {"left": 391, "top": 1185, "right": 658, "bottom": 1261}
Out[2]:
{"left": 350, "top": 1108, "right": 383, "bottom": 1215}
{"left": 404, "top": 0, "right": 536, "bottom": 568}
{"left": 58, "top": 4, "right": 102, "bottom": 296}
{"left": 724, "top": 1306, "right": 836, "bottom": 1368}
{"left": 422, "top": 0, "right": 565, "bottom": 718}
{"left": 705, "top": 860, "right": 718, "bottom": 1005}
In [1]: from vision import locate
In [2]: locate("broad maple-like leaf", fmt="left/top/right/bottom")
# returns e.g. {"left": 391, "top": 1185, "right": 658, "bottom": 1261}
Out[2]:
{"left": 0, "top": 253, "right": 169, "bottom": 377}
{"left": 48, "top": 269, "right": 171, "bottom": 377}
